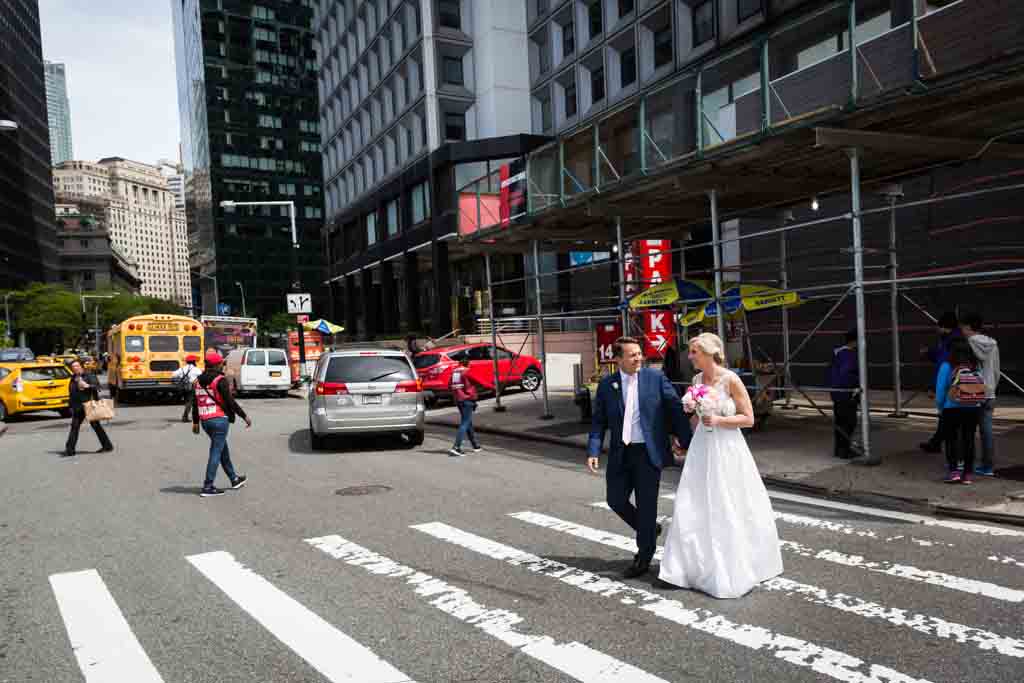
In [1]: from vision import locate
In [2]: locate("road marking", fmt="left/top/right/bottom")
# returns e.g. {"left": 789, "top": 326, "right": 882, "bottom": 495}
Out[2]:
{"left": 305, "top": 534, "right": 671, "bottom": 683}
{"left": 186, "top": 551, "right": 411, "bottom": 683}
{"left": 413, "top": 522, "right": 931, "bottom": 683}
{"left": 49, "top": 569, "right": 166, "bottom": 682}
{"left": 989, "top": 555, "right": 1024, "bottom": 569}
{"left": 527, "top": 511, "right": 1024, "bottom": 658}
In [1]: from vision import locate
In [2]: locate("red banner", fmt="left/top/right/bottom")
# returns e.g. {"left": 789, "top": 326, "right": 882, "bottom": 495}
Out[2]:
{"left": 642, "top": 310, "right": 676, "bottom": 359}
{"left": 638, "top": 239, "right": 671, "bottom": 287}
{"left": 623, "top": 244, "right": 636, "bottom": 295}
{"left": 595, "top": 322, "right": 623, "bottom": 365}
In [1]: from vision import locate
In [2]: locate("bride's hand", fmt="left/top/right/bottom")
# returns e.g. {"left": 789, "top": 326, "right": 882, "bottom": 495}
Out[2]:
{"left": 702, "top": 414, "right": 720, "bottom": 428}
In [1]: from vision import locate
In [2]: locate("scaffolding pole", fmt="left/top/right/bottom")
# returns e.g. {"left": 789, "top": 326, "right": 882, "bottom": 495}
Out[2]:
{"left": 708, "top": 190, "right": 727, "bottom": 344}
{"left": 887, "top": 193, "right": 908, "bottom": 418}
{"left": 848, "top": 149, "right": 876, "bottom": 465}
{"left": 780, "top": 228, "right": 796, "bottom": 410}
{"left": 484, "top": 252, "right": 506, "bottom": 413}
{"left": 616, "top": 217, "right": 627, "bottom": 331}
{"left": 532, "top": 240, "right": 553, "bottom": 420}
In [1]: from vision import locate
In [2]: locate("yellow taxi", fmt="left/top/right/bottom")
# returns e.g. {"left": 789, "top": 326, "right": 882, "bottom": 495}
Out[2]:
{"left": 0, "top": 361, "right": 72, "bottom": 421}
{"left": 80, "top": 355, "right": 99, "bottom": 373}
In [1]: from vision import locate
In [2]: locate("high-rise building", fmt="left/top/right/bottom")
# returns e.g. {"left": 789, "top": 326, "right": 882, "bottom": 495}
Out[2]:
{"left": 44, "top": 61, "right": 73, "bottom": 165}
{"left": 53, "top": 158, "right": 192, "bottom": 308}
{"left": 317, "top": 0, "right": 542, "bottom": 337}
{"left": 172, "top": 0, "right": 325, "bottom": 318}
{"left": 158, "top": 159, "right": 187, "bottom": 211}
{"left": 0, "top": 0, "right": 58, "bottom": 289}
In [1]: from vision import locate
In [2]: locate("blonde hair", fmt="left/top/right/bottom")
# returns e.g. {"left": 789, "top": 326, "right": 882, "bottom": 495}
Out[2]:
{"left": 689, "top": 332, "right": 726, "bottom": 366}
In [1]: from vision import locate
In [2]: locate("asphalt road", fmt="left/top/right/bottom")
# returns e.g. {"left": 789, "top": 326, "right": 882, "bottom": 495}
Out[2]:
{"left": 2, "top": 395, "right": 1023, "bottom": 683}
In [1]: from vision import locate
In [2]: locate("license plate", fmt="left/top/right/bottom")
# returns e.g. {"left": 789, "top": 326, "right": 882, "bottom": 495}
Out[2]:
{"left": 270, "top": 371, "right": 281, "bottom": 377}
{"left": 364, "top": 394, "right": 382, "bottom": 404}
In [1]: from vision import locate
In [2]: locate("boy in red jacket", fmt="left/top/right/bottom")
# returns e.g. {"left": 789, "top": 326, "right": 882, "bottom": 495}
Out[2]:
{"left": 449, "top": 358, "right": 483, "bottom": 457}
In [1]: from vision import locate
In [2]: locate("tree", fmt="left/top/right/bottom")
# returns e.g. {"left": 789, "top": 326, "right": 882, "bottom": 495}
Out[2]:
{"left": 0, "top": 320, "right": 11, "bottom": 348}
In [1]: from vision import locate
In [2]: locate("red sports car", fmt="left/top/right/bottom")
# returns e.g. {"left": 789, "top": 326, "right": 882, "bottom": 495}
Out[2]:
{"left": 414, "top": 343, "right": 543, "bottom": 402}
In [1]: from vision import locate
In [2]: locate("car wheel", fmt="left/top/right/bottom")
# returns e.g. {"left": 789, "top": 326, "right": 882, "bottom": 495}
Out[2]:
{"left": 310, "top": 421, "right": 325, "bottom": 451}
{"left": 278, "top": 390, "right": 290, "bottom": 399}
{"left": 405, "top": 429, "right": 425, "bottom": 448}
{"left": 0, "top": 401, "right": 7, "bottom": 422}
{"left": 521, "top": 367, "right": 542, "bottom": 392}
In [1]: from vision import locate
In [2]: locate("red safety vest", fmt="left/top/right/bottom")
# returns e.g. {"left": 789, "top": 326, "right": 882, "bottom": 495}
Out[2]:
{"left": 195, "top": 375, "right": 227, "bottom": 421}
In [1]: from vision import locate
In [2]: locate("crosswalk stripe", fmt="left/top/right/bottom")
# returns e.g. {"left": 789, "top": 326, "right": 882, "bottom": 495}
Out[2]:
{"left": 186, "top": 551, "right": 411, "bottom": 683}
{"left": 594, "top": 502, "right": 1023, "bottom": 602}
{"left": 49, "top": 569, "right": 166, "bottom": 682}
{"left": 412, "top": 522, "right": 932, "bottom": 683}
{"left": 989, "top": 555, "right": 1024, "bottom": 569}
{"left": 305, "top": 534, "right": 672, "bottom": 683}
{"left": 523, "top": 511, "right": 1024, "bottom": 659}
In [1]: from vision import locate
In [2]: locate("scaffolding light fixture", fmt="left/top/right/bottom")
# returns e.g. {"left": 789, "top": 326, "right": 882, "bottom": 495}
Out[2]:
{"left": 811, "top": 196, "right": 820, "bottom": 212}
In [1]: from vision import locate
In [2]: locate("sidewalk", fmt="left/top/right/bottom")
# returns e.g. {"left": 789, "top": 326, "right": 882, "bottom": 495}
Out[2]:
{"left": 427, "top": 390, "right": 1024, "bottom": 525}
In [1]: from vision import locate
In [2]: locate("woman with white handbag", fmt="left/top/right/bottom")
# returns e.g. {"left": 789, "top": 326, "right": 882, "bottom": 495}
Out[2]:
{"left": 63, "top": 359, "right": 114, "bottom": 458}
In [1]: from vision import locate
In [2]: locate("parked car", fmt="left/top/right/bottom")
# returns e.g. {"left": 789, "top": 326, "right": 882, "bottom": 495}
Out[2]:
{"left": 414, "top": 343, "right": 543, "bottom": 403}
{"left": 0, "top": 361, "right": 72, "bottom": 421}
{"left": 224, "top": 347, "right": 291, "bottom": 397}
{"left": 308, "top": 348, "right": 426, "bottom": 450}
{"left": 0, "top": 347, "right": 35, "bottom": 362}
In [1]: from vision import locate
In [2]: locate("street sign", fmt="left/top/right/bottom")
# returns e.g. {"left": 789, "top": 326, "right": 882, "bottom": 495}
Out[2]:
{"left": 217, "top": 302, "right": 232, "bottom": 315}
{"left": 286, "top": 293, "right": 312, "bottom": 314}
{"left": 643, "top": 309, "right": 676, "bottom": 359}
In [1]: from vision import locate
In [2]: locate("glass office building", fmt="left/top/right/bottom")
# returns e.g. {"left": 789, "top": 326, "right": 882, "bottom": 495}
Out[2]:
{"left": 172, "top": 0, "right": 325, "bottom": 317}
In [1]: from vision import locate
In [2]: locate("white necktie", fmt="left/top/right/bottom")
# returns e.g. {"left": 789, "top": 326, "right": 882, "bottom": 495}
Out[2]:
{"left": 622, "top": 375, "right": 636, "bottom": 445}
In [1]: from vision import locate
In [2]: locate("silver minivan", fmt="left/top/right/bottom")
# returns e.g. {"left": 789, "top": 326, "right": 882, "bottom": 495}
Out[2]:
{"left": 224, "top": 347, "right": 291, "bottom": 397}
{"left": 308, "top": 348, "right": 425, "bottom": 450}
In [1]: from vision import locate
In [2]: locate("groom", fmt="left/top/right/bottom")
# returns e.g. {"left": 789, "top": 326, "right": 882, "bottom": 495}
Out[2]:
{"left": 587, "top": 336, "right": 692, "bottom": 578}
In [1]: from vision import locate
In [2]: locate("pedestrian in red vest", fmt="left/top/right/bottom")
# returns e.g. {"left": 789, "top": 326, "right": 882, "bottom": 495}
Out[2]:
{"left": 448, "top": 357, "right": 483, "bottom": 457}
{"left": 191, "top": 349, "right": 251, "bottom": 497}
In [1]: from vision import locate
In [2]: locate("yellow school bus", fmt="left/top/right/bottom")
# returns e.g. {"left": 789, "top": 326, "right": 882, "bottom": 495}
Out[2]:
{"left": 106, "top": 314, "right": 204, "bottom": 399}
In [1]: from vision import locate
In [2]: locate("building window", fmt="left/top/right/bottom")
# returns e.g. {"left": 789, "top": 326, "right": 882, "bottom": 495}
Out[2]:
{"left": 540, "top": 96, "right": 552, "bottom": 131}
{"left": 654, "top": 23, "right": 673, "bottom": 68}
{"left": 439, "top": 0, "right": 461, "bottom": 30}
{"left": 565, "top": 80, "right": 577, "bottom": 118}
{"left": 620, "top": 46, "right": 636, "bottom": 87}
{"left": 618, "top": 0, "right": 634, "bottom": 18}
{"left": 737, "top": 0, "right": 763, "bottom": 23}
{"left": 588, "top": 1, "right": 602, "bottom": 40}
{"left": 591, "top": 65, "right": 605, "bottom": 102}
{"left": 444, "top": 112, "right": 465, "bottom": 141}
{"left": 442, "top": 56, "right": 464, "bottom": 85}
{"left": 366, "top": 212, "right": 377, "bottom": 245}
{"left": 562, "top": 20, "right": 575, "bottom": 58}
{"left": 537, "top": 33, "right": 550, "bottom": 74}
{"left": 411, "top": 182, "right": 430, "bottom": 224}
{"left": 693, "top": 1, "right": 715, "bottom": 46}
{"left": 386, "top": 199, "right": 399, "bottom": 237}
{"left": 80, "top": 239, "right": 89, "bottom": 248}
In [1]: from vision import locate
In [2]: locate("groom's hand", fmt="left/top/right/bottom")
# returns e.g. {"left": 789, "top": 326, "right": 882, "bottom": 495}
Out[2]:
{"left": 587, "top": 456, "right": 599, "bottom": 474}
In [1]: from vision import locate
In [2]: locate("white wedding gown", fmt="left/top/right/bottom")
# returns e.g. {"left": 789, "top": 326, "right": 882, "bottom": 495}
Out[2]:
{"left": 658, "top": 369, "right": 784, "bottom": 598}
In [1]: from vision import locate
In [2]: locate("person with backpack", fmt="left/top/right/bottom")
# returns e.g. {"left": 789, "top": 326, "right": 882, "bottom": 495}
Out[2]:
{"left": 935, "top": 337, "right": 985, "bottom": 484}
{"left": 172, "top": 355, "right": 202, "bottom": 423}
{"left": 961, "top": 313, "right": 1000, "bottom": 476}
{"left": 191, "top": 349, "right": 251, "bottom": 497}
{"left": 448, "top": 357, "right": 483, "bottom": 457}
{"left": 919, "top": 312, "right": 959, "bottom": 454}
{"left": 828, "top": 330, "right": 860, "bottom": 460}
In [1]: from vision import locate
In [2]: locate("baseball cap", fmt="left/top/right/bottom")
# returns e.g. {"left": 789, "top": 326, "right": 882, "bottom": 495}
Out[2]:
{"left": 205, "top": 349, "right": 224, "bottom": 365}
{"left": 185, "top": 354, "right": 199, "bottom": 363}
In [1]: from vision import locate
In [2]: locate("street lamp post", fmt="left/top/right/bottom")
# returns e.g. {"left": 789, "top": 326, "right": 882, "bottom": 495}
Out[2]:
{"left": 219, "top": 200, "right": 305, "bottom": 368}
{"left": 3, "top": 292, "right": 13, "bottom": 344}
{"left": 235, "top": 281, "right": 247, "bottom": 317}
{"left": 81, "top": 293, "right": 119, "bottom": 361}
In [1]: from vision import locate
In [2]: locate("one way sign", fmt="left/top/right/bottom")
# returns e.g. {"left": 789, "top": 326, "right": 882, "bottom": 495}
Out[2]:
{"left": 286, "top": 293, "right": 312, "bottom": 314}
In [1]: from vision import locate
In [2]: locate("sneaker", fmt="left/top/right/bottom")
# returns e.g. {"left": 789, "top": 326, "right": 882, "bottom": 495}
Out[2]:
{"left": 471, "top": 445, "right": 482, "bottom": 453}
{"left": 960, "top": 473, "right": 973, "bottom": 485}
{"left": 200, "top": 485, "right": 225, "bottom": 497}
{"left": 230, "top": 475, "right": 247, "bottom": 490}
{"left": 448, "top": 447, "right": 466, "bottom": 457}
{"left": 943, "top": 470, "right": 962, "bottom": 484}
{"left": 974, "top": 466, "right": 995, "bottom": 477}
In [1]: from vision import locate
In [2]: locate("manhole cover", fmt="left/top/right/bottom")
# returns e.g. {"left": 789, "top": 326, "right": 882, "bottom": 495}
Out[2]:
{"left": 336, "top": 485, "right": 392, "bottom": 496}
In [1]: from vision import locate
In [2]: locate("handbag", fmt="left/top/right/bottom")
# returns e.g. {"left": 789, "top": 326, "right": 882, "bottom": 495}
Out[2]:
{"left": 84, "top": 398, "right": 115, "bottom": 423}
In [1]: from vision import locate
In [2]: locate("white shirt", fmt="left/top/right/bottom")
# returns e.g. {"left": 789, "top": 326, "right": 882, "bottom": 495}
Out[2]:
{"left": 620, "top": 370, "right": 644, "bottom": 445}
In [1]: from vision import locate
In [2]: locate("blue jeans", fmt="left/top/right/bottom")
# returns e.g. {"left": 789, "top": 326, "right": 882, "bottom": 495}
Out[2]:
{"left": 979, "top": 399, "right": 995, "bottom": 469}
{"left": 201, "top": 417, "right": 238, "bottom": 486}
{"left": 454, "top": 401, "right": 478, "bottom": 450}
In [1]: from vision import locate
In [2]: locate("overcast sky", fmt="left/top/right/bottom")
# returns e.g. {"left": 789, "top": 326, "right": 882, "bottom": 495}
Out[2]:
{"left": 39, "top": 0, "right": 181, "bottom": 166}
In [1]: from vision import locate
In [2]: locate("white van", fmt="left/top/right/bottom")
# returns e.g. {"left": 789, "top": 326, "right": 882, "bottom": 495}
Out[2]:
{"left": 224, "top": 347, "right": 291, "bottom": 397}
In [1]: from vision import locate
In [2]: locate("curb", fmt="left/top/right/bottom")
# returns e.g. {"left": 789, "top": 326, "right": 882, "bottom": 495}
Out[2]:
{"left": 426, "top": 417, "right": 1024, "bottom": 529}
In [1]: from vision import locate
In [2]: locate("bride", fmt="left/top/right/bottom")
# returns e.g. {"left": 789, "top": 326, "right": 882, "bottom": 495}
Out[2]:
{"left": 658, "top": 332, "right": 783, "bottom": 598}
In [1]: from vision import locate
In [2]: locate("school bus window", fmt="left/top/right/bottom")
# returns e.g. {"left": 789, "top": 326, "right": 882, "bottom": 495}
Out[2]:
{"left": 126, "top": 336, "right": 144, "bottom": 352}
{"left": 183, "top": 336, "right": 202, "bottom": 352}
{"left": 149, "top": 336, "right": 180, "bottom": 352}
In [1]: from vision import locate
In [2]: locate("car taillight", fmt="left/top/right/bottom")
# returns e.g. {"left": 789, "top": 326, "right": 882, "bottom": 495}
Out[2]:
{"left": 316, "top": 381, "right": 348, "bottom": 395}
{"left": 12, "top": 378, "right": 23, "bottom": 393}
{"left": 394, "top": 379, "right": 421, "bottom": 393}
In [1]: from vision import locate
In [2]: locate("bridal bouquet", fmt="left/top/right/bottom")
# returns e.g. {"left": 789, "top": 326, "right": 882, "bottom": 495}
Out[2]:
{"left": 682, "top": 384, "right": 719, "bottom": 432}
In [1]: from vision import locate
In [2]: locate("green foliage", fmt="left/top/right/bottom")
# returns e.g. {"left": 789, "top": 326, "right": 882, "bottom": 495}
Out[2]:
{"left": 0, "top": 320, "right": 11, "bottom": 348}
{"left": 262, "top": 311, "right": 295, "bottom": 336}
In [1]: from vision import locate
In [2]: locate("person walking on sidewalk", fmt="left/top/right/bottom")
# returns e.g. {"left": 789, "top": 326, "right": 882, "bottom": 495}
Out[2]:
{"left": 935, "top": 337, "right": 985, "bottom": 484}
{"left": 961, "top": 313, "right": 1001, "bottom": 476}
{"left": 920, "top": 312, "right": 959, "bottom": 454}
{"left": 192, "top": 349, "right": 250, "bottom": 497}
{"left": 63, "top": 359, "right": 114, "bottom": 458}
{"left": 829, "top": 330, "right": 859, "bottom": 460}
{"left": 448, "top": 357, "right": 482, "bottom": 457}
{"left": 172, "top": 355, "right": 202, "bottom": 422}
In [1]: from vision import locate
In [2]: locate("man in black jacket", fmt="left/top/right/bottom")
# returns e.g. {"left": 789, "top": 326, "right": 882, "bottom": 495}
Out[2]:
{"left": 63, "top": 359, "right": 113, "bottom": 457}
{"left": 192, "top": 349, "right": 251, "bottom": 497}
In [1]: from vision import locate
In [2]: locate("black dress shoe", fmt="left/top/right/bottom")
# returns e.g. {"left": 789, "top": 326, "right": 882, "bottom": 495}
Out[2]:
{"left": 60, "top": 451, "right": 75, "bottom": 458}
{"left": 623, "top": 560, "right": 651, "bottom": 579}
{"left": 656, "top": 523, "right": 663, "bottom": 538}
{"left": 97, "top": 445, "right": 114, "bottom": 453}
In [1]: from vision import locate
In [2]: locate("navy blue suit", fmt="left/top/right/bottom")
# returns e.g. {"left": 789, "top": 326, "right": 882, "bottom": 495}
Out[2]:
{"left": 588, "top": 367, "right": 692, "bottom": 564}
